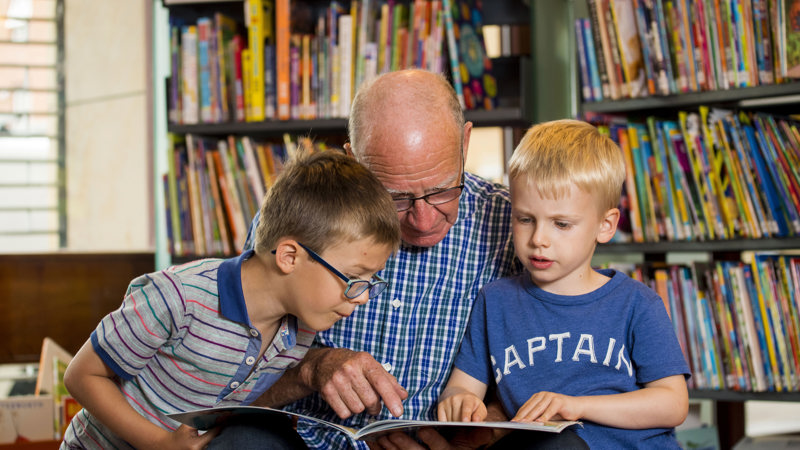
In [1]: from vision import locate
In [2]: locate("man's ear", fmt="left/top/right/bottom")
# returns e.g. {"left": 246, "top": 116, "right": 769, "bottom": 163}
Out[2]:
{"left": 273, "top": 239, "right": 300, "bottom": 274}
{"left": 343, "top": 142, "right": 354, "bottom": 157}
{"left": 597, "top": 208, "right": 620, "bottom": 244}
{"left": 461, "top": 121, "right": 472, "bottom": 161}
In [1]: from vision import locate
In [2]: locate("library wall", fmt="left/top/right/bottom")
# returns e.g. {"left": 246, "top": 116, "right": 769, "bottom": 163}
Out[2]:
{"left": 64, "top": 0, "right": 152, "bottom": 251}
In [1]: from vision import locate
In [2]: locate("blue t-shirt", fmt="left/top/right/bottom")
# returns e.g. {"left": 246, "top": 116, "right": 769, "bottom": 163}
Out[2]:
{"left": 454, "top": 269, "right": 690, "bottom": 449}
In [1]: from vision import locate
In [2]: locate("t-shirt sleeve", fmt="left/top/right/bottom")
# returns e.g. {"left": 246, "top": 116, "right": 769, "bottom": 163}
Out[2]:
{"left": 452, "top": 289, "right": 494, "bottom": 385}
{"left": 630, "top": 287, "right": 691, "bottom": 384}
{"left": 91, "top": 270, "right": 187, "bottom": 381}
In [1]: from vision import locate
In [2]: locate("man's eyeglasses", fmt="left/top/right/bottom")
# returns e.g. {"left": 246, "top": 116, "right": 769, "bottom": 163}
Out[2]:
{"left": 297, "top": 243, "right": 388, "bottom": 299}
{"left": 391, "top": 152, "right": 466, "bottom": 212}
{"left": 391, "top": 185, "right": 464, "bottom": 212}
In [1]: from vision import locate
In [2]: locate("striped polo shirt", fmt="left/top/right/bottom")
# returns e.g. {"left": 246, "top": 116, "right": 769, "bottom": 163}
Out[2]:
{"left": 61, "top": 250, "right": 315, "bottom": 449}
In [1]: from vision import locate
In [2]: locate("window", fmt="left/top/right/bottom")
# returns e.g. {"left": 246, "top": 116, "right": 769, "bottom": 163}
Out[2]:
{"left": 0, "top": 0, "right": 63, "bottom": 251}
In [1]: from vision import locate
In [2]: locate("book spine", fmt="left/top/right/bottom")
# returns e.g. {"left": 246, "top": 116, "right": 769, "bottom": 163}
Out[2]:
{"left": 245, "top": 0, "right": 266, "bottom": 121}
{"left": 575, "top": 19, "right": 594, "bottom": 102}
{"left": 181, "top": 25, "right": 199, "bottom": 124}
{"left": 276, "top": 0, "right": 291, "bottom": 120}
{"left": 587, "top": 0, "right": 611, "bottom": 99}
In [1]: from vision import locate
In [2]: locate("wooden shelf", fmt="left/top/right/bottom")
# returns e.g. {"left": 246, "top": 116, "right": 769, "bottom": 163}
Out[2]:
{"left": 581, "top": 82, "right": 800, "bottom": 115}
{"left": 166, "top": 107, "right": 529, "bottom": 137}
{"left": 690, "top": 389, "right": 800, "bottom": 402}
{"left": 597, "top": 237, "right": 800, "bottom": 254}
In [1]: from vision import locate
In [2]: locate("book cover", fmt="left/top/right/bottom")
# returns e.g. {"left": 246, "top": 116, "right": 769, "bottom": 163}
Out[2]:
{"left": 448, "top": 0, "right": 497, "bottom": 110}
{"left": 168, "top": 406, "right": 581, "bottom": 441}
{"left": 610, "top": 0, "right": 648, "bottom": 98}
{"left": 442, "top": 0, "right": 465, "bottom": 107}
{"left": 613, "top": 123, "right": 645, "bottom": 241}
{"left": 631, "top": 0, "right": 657, "bottom": 95}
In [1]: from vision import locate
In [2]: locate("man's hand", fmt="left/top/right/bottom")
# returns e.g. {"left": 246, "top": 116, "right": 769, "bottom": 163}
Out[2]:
{"left": 301, "top": 348, "right": 408, "bottom": 419}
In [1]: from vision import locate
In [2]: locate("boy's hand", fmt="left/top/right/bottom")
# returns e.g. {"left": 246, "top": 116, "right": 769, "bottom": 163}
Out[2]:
{"left": 437, "top": 392, "right": 487, "bottom": 422}
{"left": 512, "top": 391, "right": 579, "bottom": 423}
{"left": 302, "top": 347, "right": 408, "bottom": 419}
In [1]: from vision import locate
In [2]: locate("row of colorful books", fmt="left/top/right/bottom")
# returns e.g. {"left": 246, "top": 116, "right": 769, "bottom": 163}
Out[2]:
{"left": 614, "top": 253, "right": 800, "bottom": 392}
{"left": 168, "top": 0, "right": 496, "bottom": 125}
{"left": 590, "top": 108, "right": 800, "bottom": 243}
{"left": 162, "top": 133, "right": 332, "bottom": 257}
{"left": 576, "top": 0, "right": 800, "bottom": 102}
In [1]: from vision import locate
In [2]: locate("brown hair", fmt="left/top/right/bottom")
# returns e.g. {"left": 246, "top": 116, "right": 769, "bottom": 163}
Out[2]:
{"left": 254, "top": 149, "right": 400, "bottom": 255}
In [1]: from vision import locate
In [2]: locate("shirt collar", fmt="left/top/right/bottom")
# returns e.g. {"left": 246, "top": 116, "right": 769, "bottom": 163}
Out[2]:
{"left": 217, "top": 249, "right": 254, "bottom": 325}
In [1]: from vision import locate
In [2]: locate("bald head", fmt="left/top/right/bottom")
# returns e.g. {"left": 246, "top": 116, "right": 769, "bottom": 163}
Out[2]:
{"left": 348, "top": 69, "right": 465, "bottom": 160}
{"left": 345, "top": 69, "right": 471, "bottom": 248}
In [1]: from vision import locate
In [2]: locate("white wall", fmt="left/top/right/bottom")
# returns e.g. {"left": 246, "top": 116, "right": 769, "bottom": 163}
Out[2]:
{"left": 64, "top": 0, "right": 151, "bottom": 251}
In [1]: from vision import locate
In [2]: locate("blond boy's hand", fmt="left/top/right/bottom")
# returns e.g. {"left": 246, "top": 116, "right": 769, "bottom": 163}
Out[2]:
{"left": 437, "top": 392, "right": 488, "bottom": 422}
{"left": 512, "top": 391, "right": 579, "bottom": 423}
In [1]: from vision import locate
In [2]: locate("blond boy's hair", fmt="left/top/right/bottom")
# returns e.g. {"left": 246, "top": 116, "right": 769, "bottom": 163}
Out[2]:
{"left": 508, "top": 119, "right": 626, "bottom": 211}
{"left": 254, "top": 148, "right": 400, "bottom": 256}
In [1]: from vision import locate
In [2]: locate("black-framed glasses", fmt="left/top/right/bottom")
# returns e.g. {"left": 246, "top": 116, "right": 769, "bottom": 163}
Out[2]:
{"left": 391, "top": 152, "right": 466, "bottom": 212}
{"left": 391, "top": 185, "right": 465, "bottom": 212}
{"left": 297, "top": 243, "right": 388, "bottom": 299}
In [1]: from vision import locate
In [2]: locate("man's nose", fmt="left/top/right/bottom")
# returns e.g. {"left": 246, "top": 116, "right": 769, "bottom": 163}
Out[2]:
{"left": 404, "top": 200, "right": 439, "bottom": 229}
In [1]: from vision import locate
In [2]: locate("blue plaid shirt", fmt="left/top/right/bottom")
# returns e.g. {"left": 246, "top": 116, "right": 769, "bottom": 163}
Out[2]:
{"left": 244, "top": 173, "right": 520, "bottom": 449}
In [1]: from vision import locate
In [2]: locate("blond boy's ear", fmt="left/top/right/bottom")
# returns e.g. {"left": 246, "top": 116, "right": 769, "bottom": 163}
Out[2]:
{"left": 273, "top": 239, "right": 300, "bottom": 274}
{"left": 597, "top": 208, "right": 620, "bottom": 244}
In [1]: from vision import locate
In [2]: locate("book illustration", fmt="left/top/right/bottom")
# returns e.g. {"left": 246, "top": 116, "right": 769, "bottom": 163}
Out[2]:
{"left": 448, "top": 0, "right": 496, "bottom": 110}
{"left": 168, "top": 406, "right": 580, "bottom": 441}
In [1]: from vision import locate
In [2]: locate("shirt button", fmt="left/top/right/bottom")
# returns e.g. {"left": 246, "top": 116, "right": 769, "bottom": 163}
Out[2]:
{"left": 230, "top": 381, "right": 240, "bottom": 389}
{"left": 382, "top": 362, "right": 393, "bottom": 372}
{"left": 391, "top": 299, "right": 401, "bottom": 308}
{"left": 246, "top": 356, "right": 256, "bottom": 365}
{"left": 249, "top": 328, "right": 259, "bottom": 337}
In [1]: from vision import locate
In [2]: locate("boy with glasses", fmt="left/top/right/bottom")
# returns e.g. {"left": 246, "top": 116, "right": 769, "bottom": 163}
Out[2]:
{"left": 60, "top": 150, "right": 400, "bottom": 449}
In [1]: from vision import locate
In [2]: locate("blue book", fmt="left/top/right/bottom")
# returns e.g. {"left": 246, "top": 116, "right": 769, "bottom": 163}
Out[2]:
{"left": 742, "top": 119, "right": 791, "bottom": 237}
{"left": 582, "top": 18, "right": 603, "bottom": 101}
{"left": 575, "top": 19, "right": 593, "bottom": 102}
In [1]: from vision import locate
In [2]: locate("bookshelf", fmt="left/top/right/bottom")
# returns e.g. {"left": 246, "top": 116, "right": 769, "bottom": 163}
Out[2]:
{"left": 158, "top": 0, "right": 535, "bottom": 263}
{"left": 571, "top": 0, "right": 800, "bottom": 448}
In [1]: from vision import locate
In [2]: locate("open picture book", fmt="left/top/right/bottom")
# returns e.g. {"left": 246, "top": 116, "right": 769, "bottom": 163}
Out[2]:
{"left": 168, "top": 405, "right": 581, "bottom": 442}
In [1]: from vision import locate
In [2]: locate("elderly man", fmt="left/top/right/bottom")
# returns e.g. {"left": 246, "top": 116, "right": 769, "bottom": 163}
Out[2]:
{"left": 245, "top": 69, "right": 520, "bottom": 449}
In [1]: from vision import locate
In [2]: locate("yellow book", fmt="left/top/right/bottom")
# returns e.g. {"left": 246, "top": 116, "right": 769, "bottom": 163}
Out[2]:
{"left": 245, "top": 0, "right": 266, "bottom": 121}
{"left": 714, "top": 119, "right": 759, "bottom": 238}
{"left": 700, "top": 107, "right": 735, "bottom": 238}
